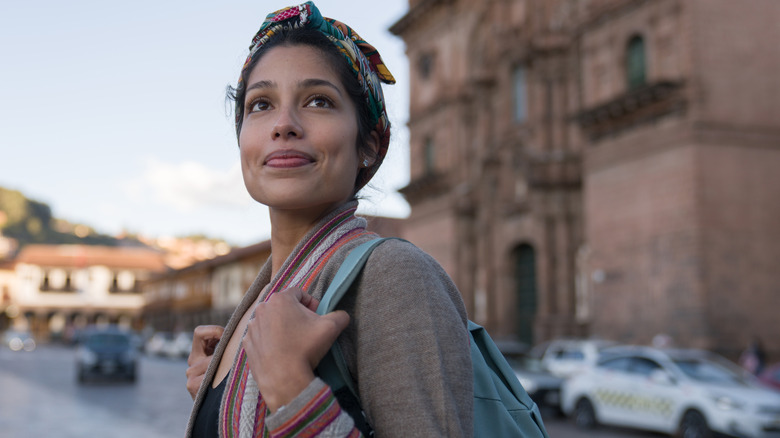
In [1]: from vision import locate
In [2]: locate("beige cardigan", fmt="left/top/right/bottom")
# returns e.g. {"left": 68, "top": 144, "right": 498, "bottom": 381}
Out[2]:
{"left": 185, "top": 204, "right": 473, "bottom": 437}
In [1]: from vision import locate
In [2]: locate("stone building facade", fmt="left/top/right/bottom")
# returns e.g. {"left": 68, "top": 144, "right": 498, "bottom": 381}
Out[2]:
{"left": 391, "top": 0, "right": 780, "bottom": 359}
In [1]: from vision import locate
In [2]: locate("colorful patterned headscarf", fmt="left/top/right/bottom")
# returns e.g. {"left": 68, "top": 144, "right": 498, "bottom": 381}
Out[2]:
{"left": 237, "top": 1, "right": 396, "bottom": 188}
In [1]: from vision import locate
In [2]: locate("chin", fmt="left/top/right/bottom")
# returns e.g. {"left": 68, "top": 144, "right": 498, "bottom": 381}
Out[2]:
{"left": 246, "top": 181, "right": 354, "bottom": 212}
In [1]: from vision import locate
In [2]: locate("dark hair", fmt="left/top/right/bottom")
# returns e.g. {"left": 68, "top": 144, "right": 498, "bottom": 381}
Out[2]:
{"left": 227, "top": 27, "right": 382, "bottom": 193}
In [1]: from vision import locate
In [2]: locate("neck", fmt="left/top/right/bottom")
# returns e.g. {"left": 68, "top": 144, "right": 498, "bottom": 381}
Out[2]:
{"left": 268, "top": 204, "right": 343, "bottom": 278}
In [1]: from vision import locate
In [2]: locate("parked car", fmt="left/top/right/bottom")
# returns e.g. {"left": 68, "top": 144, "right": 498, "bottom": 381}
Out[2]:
{"left": 533, "top": 338, "right": 617, "bottom": 378}
{"left": 759, "top": 363, "right": 780, "bottom": 392}
{"left": 561, "top": 345, "right": 780, "bottom": 438}
{"left": 508, "top": 356, "right": 564, "bottom": 414}
{"left": 76, "top": 326, "right": 138, "bottom": 383}
{"left": 162, "top": 332, "right": 193, "bottom": 359}
{"left": 2, "top": 329, "right": 36, "bottom": 352}
{"left": 145, "top": 331, "right": 192, "bottom": 359}
{"left": 144, "top": 331, "right": 174, "bottom": 357}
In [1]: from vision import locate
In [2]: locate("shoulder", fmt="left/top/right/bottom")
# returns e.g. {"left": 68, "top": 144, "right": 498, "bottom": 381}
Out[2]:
{"left": 358, "top": 238, "right": 467, "bottom": 322}
{"left": 344, "top": 237, "right": 456, "bottom": 296}
{"left": 309, "top": 235, "right": 466, "bottom": 321}
{"left": 364, "top": 238, "right": 445, "bottom": 276}
{"left": 316, "top": 236, "right": 443, "bottom": 284}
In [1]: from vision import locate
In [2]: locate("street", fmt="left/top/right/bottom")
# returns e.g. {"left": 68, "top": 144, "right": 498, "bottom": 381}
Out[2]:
{"left": 541, "top": 410, "right": 662, "bottom": 438}
{"left": 0, "top": 344, "right": 192, "bottom": 437}
{"left": 0, "top": 345, "right": 660, "bottom": 437}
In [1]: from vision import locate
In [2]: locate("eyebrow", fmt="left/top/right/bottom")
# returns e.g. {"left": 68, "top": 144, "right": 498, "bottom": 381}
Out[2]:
{"left": 245, "top": 78, "right": 343, "bottom": 96}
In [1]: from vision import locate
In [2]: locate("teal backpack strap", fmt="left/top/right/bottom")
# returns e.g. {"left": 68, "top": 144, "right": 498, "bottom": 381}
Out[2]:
{"left": 316, "top": 238, "right": 393, "bottom": 315}
{"left": 315, "top": 237, "right": 394, "bottom": 399}
{"left": 315, "top": 237, "right": 403, "bottom": 436}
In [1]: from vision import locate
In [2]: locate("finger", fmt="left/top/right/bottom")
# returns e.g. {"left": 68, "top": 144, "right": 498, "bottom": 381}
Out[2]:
{"left": 193, "top": 325, "right": 225, "bottom": 342}
{"left": 300, "top": 293, "right": 320, "bottom": 312}
{"left": 187, "top": 375, "right": 204, "bottom": 400}
{"left": 322, "top": 310, "right": 350, "bottom": 334}
{"left": 205, "top": 339, "right": 218, "bottom": 356}
{"left": 190, "top": 325, "right": 224, "bottom": 360}
{"left": 185, "top": 356, "right": 211, "bottom": 398}
{"left": 185, "top": 357, "right": 210, "bottom": 379}
{"left": 278, "top": 286, "right": 305, "bottom": 301}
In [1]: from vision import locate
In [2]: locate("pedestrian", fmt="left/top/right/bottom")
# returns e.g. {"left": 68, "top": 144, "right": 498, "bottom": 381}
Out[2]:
{"left": 739, "top": 336, "right": 767, "bottom": 375}
{"left": 651, "top": 333, "right": 673, "bottom": 349}
{"left": 183, "top": 2, "right": 473, "bottom": 437}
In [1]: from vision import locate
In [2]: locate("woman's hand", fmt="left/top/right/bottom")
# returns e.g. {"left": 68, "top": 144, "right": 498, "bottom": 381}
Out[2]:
{"left": 243, "top": 286, "right": 350, "bottom": 413}
{"left": 186, "top": 325, "right": 224, "bottom": 400}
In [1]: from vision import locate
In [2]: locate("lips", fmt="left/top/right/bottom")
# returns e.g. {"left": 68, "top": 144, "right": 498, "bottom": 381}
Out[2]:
{"left": 264, "top": 149, "right": 315, "bottom": 168}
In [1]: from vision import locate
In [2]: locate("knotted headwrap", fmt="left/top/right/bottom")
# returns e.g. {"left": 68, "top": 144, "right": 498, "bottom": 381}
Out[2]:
{"left": 237, "top": 1, "right": 396, "bottom": 188}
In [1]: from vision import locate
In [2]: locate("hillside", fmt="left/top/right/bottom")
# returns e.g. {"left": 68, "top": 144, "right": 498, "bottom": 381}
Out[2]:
{"left": 0, "top": 187, "right": 141, "bottom": 253}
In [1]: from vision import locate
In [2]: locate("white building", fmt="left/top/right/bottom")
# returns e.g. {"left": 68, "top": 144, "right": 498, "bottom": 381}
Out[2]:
{"left": 11, "top": 244, "right": 167, "bottom": 340}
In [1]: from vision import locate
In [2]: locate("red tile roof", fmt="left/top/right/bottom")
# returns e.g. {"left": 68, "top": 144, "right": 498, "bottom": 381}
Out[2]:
{"left": 16, "top": 245, "right": 168, "bottom": 271}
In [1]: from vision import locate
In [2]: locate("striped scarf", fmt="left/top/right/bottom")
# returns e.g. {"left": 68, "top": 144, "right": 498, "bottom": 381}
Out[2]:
{"left": 220, "top": 206, "right": 370, "bottom": 437}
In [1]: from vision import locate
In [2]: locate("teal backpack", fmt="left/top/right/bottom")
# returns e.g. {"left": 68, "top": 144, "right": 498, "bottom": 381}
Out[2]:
{"left": 316, "top": 238, "right": 550, "bottom": 437}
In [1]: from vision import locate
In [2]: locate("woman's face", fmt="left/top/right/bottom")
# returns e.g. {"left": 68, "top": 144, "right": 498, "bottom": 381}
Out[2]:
{"left": 239, "top": 44, "right": 366, "bottom": 215}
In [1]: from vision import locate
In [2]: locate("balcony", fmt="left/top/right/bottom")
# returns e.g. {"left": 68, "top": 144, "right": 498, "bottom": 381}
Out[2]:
{"left": 577, "top": 80, "right": 686, "bottom": 140}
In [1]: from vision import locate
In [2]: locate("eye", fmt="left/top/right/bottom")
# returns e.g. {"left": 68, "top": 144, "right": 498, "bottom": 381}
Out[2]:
{"left": 306, "top": 95, "right": 334, "bottom": 109}
{"left": 248, "top": 98, "right": 271, "bottom": 113}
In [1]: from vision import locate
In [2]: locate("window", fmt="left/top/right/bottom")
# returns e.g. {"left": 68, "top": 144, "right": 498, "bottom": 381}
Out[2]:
{"left": 513, "top": 66, "right": 528, "bottom": 122}
{"left": 673, "top": 358, "right": 747, "bottom": 385}
{"left": 423, "top": 137, "right": 435, "bottom": 174}
{"left": 117, "top": 271, "right": 135, "bottom": 290}
{"left": 626, "top": 35, "right": 647, "bottom": 90}
{"left": 598, "top": 357, "right": 632, "bottom": 372}
{"left": 556, "top": 349, "right": 585, "bottom": 361}
{"left": 628, "top": 357, "right": 662, "bottom": 377}
{"left": 418, "top": 53, "right": 434, "bottom": 80}
{"left": 40, "top": 269, "right": 75, "bottom": 292}
{"left": 111, "top": 271, "right": 139, "bottom": 293}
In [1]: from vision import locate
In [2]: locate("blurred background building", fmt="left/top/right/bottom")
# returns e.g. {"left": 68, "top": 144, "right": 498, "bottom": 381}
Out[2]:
{"left": 391, "top": 0, "right": 780, "bottom": 360}
{"left": 7, "top": 245, "right": 166, "bottom": 341}
{"left": 143, "top": 241, "right": 271, "bottom": 333}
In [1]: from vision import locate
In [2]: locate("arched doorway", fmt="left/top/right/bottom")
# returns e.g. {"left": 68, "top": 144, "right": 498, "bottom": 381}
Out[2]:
{"left": 513, "top": 244, "right": 537, "bottom": 345}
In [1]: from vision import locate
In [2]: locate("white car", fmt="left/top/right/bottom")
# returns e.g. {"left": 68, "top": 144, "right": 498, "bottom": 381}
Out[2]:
{"left": 534, "top": 339, "right": 617, "bottom": 378}
{"left": 163, "top": 332, "right": 193, "bottom": 359}
{"left": 561, "top": 345, "right": 780, "bottom": 438}
{"left": 146, "top": 331, "right": 192, "bottom": 359}
{"left": 144, "top": 332, "right": 173, "bottom": 357}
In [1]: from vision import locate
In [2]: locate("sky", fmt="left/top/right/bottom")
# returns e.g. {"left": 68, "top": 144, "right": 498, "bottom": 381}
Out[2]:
{"left": 0, "top": 0, "right": 411, "bottom": 247}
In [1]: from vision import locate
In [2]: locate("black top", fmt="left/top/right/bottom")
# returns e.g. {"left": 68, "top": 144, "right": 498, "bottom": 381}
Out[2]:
{"left": 192, "top": 377, "right": 226, "bottom": 438}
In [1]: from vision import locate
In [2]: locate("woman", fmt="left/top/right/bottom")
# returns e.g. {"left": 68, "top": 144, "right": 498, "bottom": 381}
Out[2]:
{"left": 184, "top": 3, "right": 473, "bottom": 437}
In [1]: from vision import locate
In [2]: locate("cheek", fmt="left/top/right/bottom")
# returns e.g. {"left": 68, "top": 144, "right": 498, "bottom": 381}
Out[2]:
{"left": 238, "top": 127, "right": 251, "bottom": 152}
{"left": 238, "top": 128, "right": 261, "bottom": 163}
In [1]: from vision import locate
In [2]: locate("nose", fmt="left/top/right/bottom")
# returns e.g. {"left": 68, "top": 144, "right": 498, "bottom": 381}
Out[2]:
{"left": 271, "top": 107, "right": 303, "bottom": 140}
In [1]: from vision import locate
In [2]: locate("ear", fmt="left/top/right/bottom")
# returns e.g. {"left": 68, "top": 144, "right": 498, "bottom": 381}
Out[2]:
{"left": 362, "top": 130, "right": 381, "bottom": 167}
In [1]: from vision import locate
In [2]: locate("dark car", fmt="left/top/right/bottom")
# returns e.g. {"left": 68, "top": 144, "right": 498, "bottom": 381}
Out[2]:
{"left": 76, "top": 326, "right": 138, "bottom": 383}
